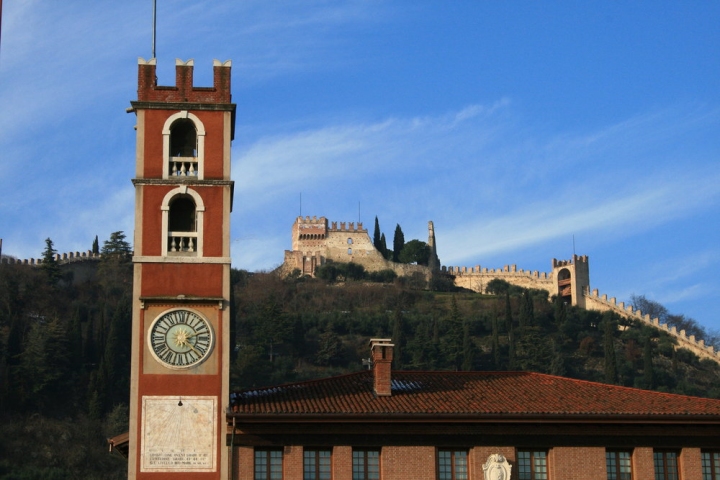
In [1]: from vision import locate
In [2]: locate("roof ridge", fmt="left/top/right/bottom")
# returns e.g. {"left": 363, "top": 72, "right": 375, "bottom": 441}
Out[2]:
{"left": 233, "top": 369, "right": 720, "bottom": 404}
{"left": 233, "top": 369, "right": 370, "bottom": 394}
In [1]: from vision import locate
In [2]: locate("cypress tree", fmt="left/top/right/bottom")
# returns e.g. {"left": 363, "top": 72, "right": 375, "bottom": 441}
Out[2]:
{"left": 492, "top": 312, "right": 501, "bottom": 369}
{"left": 643, "top": 336, "right": 655, "bottom": 389}
{"left": 373, "top": 216, "right": 381, "bottom": 251}
{"left": 603, "top": 316, "right": 618, "bottom": 384}
{"left": 519, "top": 290, "right": 534, "bottom": 328}
{"left": 443, "top": 296, "right": 464, "bottom": 370}
{"left": 392, "top": 224, "right": 405, "bottom": 263}
{"left": 505, "top": 293, "right": 516, "bottom": 369}
{"left": 379, "top": 233, "right": 389, "bottom": 259}
{"left": 92, "top": 235, "right": 99, "bottom": 255}
{"left": 391, "top": 308, "right": 403, "bottom": 370}
{"left": 461, "top": 319, "right": 474, "bottom": 371}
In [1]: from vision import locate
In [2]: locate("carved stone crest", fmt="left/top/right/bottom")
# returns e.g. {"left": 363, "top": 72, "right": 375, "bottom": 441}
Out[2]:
{"left": 483, "top": 454, "right": 511, "bottom": 480}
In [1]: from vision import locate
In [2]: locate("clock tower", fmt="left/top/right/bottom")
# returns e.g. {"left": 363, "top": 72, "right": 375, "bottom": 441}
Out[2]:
{"left": 127, "top": 58, "right": 235, "bottom": 480}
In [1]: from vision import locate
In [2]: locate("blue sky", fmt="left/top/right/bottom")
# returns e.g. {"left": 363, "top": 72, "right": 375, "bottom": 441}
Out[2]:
{"left": 1, "top": 2, "right": 719, "bottom": 330}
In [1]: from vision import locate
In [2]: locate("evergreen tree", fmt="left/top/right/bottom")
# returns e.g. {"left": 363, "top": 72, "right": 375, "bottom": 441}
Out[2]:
{"left": 505, "top": 293, "right": 516, "bottom": 369}
{"left": 101, "top": 231, "right": 132, "bottom": 258}
{"left": 407, "top": 316, "right": 438, "bottom": 369}
{"left": 442, "top": 296, "right": 464, "bottom": 370}
{"left": 373, "top": 216, "right": 381, "bottom": 251}
{"left": 603, "top": 315, "right": 618, "bottom": 384}
{"left": 103, "top": 301, "right": 131, "bottom": 408}
{"left": 254, "top": 296, "right": 292, "bottom": 362}
{"left": 550, "top": 338, "right": 567, "bottom": 376}
{"left": 41, "top": 237, "right": 61, "bottom": 284}
{"left": 87, "top": 367, "right": 108, "bottom": 419}
{"left": 83, "top": 312, "right": 99, "bottom": 367}
{"left": 87, "top": 369, "right": 103, "bottom": 420}
{"left": 315, "top": 330, "right": 343, "bottom": 367}
{"left": 92, "top": 235, "right": 100, "bottom": 255}
{"left": 491, "top": 312, "right": 501, "bottom": 369}
{"left": 98, "top": 232, "right": 133, "bottom": 312}
{"left": 461, "top": 319, "right": 474, "bottom": 371}
{"left": 554, "top": 295, "right": 567, "bottom": 328}
{"left": 643, "top": 336, "right": 655, "bottom": 389}
{"left": 392, "top": 224, "right": 405, "bottom": 263}
{"left": 391, "top": 307, "right": 404, "bottom": 370}
{"left": 68, "top": 305, "right": 85, "bottom": 402}
{"left": 519, "top": 290, "right": 534, "bottom": 328}
{"left": 379, "top": 233, "right": 389, "bottom": 259}
{"left": 18, "top": 318, "right": 70, "bottom": 412}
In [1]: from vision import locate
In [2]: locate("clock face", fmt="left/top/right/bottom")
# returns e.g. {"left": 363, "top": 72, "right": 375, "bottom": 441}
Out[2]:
{"left": 148, "top": 308, "right": 214, "bottom": 369}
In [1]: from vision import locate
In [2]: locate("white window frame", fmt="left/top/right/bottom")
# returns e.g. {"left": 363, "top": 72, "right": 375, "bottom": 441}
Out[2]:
{"left": 162, "top": 110, "right": 206, "bottom": 179}
{"left": 161, "top": 185, "right": 205, "bottom": 257}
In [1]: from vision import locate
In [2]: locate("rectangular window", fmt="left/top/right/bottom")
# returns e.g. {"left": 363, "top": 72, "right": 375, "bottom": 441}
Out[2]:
{"left": 518, "top": 450, "right": 548, "bottom": 480}
{"left": 703, "top": 451, "right": 720, "bottom": 480}
{"left": 304, "top": 449, "right": 332, "bottom": 480}
{"left": 255, "top": 449, "right": 283, "bottom": 480}
{"left": 352, "top": 449, "right": 380, "bottom": 480}
{"left": 438, "top": 449, "right": 468, "bottom": 480}
{"left": 606, "top": 450, "right": 632, "bottom": 480}
{"left": 653, "top": 450, "right": 679, "bottom": 480}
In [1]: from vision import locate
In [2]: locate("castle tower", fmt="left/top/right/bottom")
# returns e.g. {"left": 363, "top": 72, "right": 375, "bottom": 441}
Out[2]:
{"left": 127, "top": 58, "right": 235, "bottom": 480}
{"left": 552, "top": 254, "right": 590, "bottom": 308}
{"left": 427, "top": 220, "right": 440, "bottom": 271}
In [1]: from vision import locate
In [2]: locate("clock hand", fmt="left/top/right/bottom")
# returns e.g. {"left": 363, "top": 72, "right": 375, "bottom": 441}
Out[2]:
{"left": 180, "top": 338, "right": 202, "bottom": 357}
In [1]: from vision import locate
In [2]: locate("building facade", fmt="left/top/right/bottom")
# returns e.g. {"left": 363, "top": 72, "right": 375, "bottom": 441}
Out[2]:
{"left": 228, "top": 339, "right": 720, "bottom": 480}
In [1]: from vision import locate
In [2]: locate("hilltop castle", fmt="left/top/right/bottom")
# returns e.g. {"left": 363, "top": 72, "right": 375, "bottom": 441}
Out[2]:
{"left": 280, "top": 216, "right": 718, "bottom": 363}
{"left": 280, "top": 216, "right": 436, "bottom": 279}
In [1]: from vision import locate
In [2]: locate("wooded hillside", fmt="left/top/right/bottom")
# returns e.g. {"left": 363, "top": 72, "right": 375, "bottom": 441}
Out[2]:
{"left": 1, "top": 248, "right": 719, "bottom": 479}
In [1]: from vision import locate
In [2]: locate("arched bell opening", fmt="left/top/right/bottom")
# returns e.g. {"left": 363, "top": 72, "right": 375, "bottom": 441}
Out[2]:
{"left": 168, "top": 195, "right": 197, "bottom": 254}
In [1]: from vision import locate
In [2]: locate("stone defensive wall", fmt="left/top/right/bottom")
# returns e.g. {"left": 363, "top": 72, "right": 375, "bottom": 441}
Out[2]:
{"left": 584, "top": 289, "right": 720, "bottom": 363}
{"left": 1, "top": 250, "right": 101, "bottom": 266}
{"left": 445, "top": 264, "right": 556, "bottom": 294}
{"left": 1, "top": 251, "right": 102, "bottom": 285}
{"left": 443, "top": 259, "right": 719, "bottom": 363}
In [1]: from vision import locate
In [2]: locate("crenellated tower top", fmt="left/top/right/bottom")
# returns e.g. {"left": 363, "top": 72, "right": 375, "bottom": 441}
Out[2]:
{"left": 136, "top": 58, "right": 232, "bottom": 104}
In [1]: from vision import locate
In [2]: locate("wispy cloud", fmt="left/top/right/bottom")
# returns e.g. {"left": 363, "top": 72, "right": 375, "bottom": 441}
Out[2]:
{"left": 232, "top": 101, "right": 720, "bottom": 276}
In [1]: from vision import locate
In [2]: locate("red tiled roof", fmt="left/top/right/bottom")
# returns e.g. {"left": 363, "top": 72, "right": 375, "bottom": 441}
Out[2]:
{"left": 230, "top": 371, "right": 720, "bottom": 420}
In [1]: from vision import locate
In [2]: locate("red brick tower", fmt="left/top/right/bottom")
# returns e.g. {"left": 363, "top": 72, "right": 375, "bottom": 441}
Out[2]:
{"left": 127, "top": 58, "right": 235, "bottom": 480}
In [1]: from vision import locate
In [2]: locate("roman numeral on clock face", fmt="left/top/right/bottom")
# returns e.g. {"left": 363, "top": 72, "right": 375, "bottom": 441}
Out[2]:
{"left": 149, "top": 309, "right": 214, "bottom": 369}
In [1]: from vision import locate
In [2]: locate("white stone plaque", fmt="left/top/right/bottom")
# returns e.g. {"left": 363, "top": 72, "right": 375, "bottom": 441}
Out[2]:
{"left": 141, "top": 396, "right": 217, "bottom": 472}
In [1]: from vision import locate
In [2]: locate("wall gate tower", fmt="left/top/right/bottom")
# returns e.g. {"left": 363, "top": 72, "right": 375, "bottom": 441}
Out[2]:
{"left": 127, "top": 58, "right": 235, "bottom": 480}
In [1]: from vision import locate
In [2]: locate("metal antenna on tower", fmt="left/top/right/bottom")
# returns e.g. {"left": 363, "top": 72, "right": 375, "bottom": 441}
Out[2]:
{"left": 152, "top": 0, "right": 157, "bottom": 59}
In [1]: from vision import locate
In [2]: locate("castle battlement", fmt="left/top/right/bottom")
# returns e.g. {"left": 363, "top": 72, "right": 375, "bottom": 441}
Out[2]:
{"left": 442, "top": 264, "right": 552, "bottom": 280}
{"left": 136, "top": 58, "right": 232, "bottom": 104}
{"left": 585, "top": 288, "right": 719, "bottom": 362}
{"left": 330, "top": 221, "right": 365, "bottom": 232}
{"left": 552, "top": 254, "right": 588, "bottom": 268}
{"left": 297, "top": 215, "right": 327, "bottom": 224}
{"left": 1, "top": 250, "right": 101, "bottom": 266}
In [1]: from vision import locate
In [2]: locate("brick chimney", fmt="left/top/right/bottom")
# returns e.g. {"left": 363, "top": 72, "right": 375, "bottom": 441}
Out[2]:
{"left": 369, "top": 338, "right": 394, "bottom": 397}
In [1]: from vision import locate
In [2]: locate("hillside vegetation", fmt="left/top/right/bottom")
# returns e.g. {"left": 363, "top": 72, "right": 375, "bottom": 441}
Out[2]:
{"left": 1, "top": 239, "right": 720, "bottom": 478}
{"left": 232, "top": 270, "right": 720, "bottom": 397}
